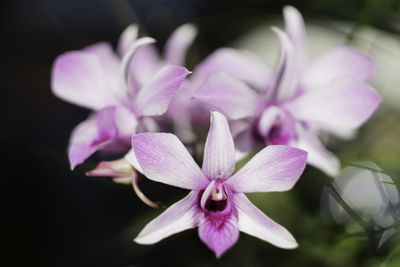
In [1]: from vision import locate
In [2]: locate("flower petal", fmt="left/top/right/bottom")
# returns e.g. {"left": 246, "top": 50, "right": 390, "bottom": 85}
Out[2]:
{"left": 128, "top": 43, "right": 160, "bottom": 88}
{"left": 134, "top": 191, "right": 200, "bottom": 244}
{"left": 267, "top": 27, "right": 298, "bottom": 103}
{"left": 51, "top": 50, "right": 120, "bottom": 110}
{"left": 235, "top": 193, "right": 298, "bottom": 249}
{"left": 285, "top": 76, "right": 381, "bottom": 131}
{"left": 164, "top": 23, "right": 198, "bottom": 65}
{"left": 125, "top": 149, "right": 143, "bottom": 174}
{"left": 135, "top": 65, "right": 191, "bottom": 117}
{"left": 295, "top": 124, "right": 340, "bottom": 177}
{"left": 117, "top": 24, "right": 139, "bottom": 56}
{"left": 194, "top": 73, "right": 262, "bottom": 120}
{"left": 68, "top": 116, "right": 99, "bottom": 169}
{"left": 301, "top": 45, "right": 374, "bottom": 90}
{"left": 68, "top": 107, "right": 119, "bottom": 170}
{"left": 226, "top": 145, "right": 307, "bottom": 193}
{"left": 194, "top": 48, "right": 271, "bottom": 91}
{"left": 283, "top": 5, "right": 306, "bottom": 64}
{"left": 198, "top": 210, "right": 239, "bottom": 258}
{"left": 132, "top": 133, "right": 209, "bottom": 189}
{"left": 202, "top": 111, "right": 236, "bottom": 179}
{"left": 120, "top": 37, "right": 156, "bottom": 85}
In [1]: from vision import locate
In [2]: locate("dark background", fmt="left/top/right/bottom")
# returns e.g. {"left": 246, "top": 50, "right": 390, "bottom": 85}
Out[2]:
{"left": 2, "top": 0, "right": 400, "bottom": 266}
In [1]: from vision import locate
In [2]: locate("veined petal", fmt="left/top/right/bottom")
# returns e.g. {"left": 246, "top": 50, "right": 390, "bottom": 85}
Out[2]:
{"left": 283, "top": 5, "right": 306, "bottom": 65}
{"left": 194, "top": 73, "right": 262, "bottom": 120}
{"left": 301, "top": 45, "right": 374, "bottom": 90}
{"left": 135, "top": 65, "right": 191, "bottom": 117}
{"left": 194, "top": 48, "right": 271, "bottom": 91}
{"left": 235, "top": 193, "right": 298, "bottom": 249}
{"left": 295, "top": 124, "right": 340, "bottom": 177}
{"left": 51, "top": 51, "right": 120, "bottom": 110}
{"left": 164, "top": 23, "right": 198, "bottom": 65}
{"left": 132, "top": 133, "right": 209, "bottom": 189}
{"left": 117, "top": 24, "right": 139, "bottom": 57}
{"left": 198, "top": 210, "right": 239, "bottom": 258}
{"left": 134, "top": 191, "right": 200, "bottom": 244}
{"left": 267, "top": 27, "right": 298, "bottom": 103}
{"left": 202, "top": 112, "right": 235, "bottom": 179}
{"left": 285, "top": 77, "right": 381, "bottom": 131}
{"left": 226, "top": 145, "right": 307, "bottom": 193}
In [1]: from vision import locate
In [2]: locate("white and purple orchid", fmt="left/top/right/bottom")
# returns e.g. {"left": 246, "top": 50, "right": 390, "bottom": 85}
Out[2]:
{"left": 194, "top": 6, "right": 381, "bottom": 176}
{"left": 51, "top": 25, "right": 191, "bottom": 170}
{"left": 132, "top": 111, "right": 307, "bottom": 257}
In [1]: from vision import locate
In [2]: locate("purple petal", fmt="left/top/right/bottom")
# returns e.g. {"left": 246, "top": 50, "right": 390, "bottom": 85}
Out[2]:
{"left": 117, "top": 24, "right": 139, "bottom": 57}
{"left": 51, "top": 50, "right": 120, "bottom": 110}
{"left": 96, "top": 107, "right": 118, "bottom": 140}
{"left": 120, "top": 37, "right": 156, "bottom": 86}
{"left": 194, "top": 48, "right": 271, "bottom": 91}
{"left": 202, "top": 112, "right": 236, "bottom": 179}
{"left": 198, "top": 210, "right": 239, "bottom": 258}
{"left": 295, "top": 124, "right": 340, "bottom": 177}
{"left": 285, "top": 77, "right": 381, "bottom": 131}
{"left": 68, "top": 107, "right": 119, "bottom": 170}
{"left": 113, "top": 106, "right": 138, "bottom": 140}
{"left": 164, "top": 23, "right": 198, "bottom": 65}
{"left": 235, "top": 193, "right": 298, "bottom": 249}
{"left": 68, "top": 116, "right": 99, "bottom": 169}
{"left": 132, "top": 133, "right": 209, "bottom": 190}
{"left": 128, "top": 43, "right": 160, "bottom": 88}
{"left": 194, "top": 73, "right": 262, "bottom": 120}
{"left": 266, "top": 27, "right": 298, "bottom": 103}
{"left": 283, "top": 6, "right": 306, "bottom": 64}
{"left": 226, "top": 145, "right": 307, "bottom": 193}
{"left": 301, "top": 45, "right": 374, "bottom": 90}
{"left": 134, "top": 65, "right": 191, "bottom": 117}
{"left": 134, "top": 191, "right": 200, "bottom": 244}
{"left": 84, "top": 42, "right": 129, "bottom": 101}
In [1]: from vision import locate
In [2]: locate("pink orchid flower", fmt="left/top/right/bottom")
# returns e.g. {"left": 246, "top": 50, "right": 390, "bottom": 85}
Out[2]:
{"left": 194, "top": 6, "right": 381, "bottom": 176}
{"left": 51, "top": 25, "right": 190, "bottom": 170}
{"left": 132, "top": 111, "right": 307, "bottom": 257}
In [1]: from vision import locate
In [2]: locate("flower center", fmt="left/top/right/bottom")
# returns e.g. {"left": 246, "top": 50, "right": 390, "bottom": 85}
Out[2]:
{"left": 200, "top": 182, "right": 229, "bottom": 212}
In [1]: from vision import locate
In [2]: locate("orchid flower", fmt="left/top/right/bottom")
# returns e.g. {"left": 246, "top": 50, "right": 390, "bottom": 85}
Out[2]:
{"left": 51, "top": 25, "right": 190, "bottom": 170}
{"left": 194, "top": 6, "right": 381, "bottom": 176}
{"left": 132, "top": 111, "right": 307, "bottom": 257}
{"left": 167, "top": 46, "right": 272, "bottom": 143}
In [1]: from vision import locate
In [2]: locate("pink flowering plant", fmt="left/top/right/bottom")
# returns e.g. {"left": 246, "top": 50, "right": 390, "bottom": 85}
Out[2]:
{"left": 50, "top": 5, "right": 391, "bottom": 261}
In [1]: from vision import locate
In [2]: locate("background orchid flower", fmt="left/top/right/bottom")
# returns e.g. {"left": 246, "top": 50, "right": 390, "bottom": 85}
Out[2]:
{"left": 51, "top": 26, "right": 190, "bottom": 170}
{"left": 194, "top": 6, "right": 381, "bottom": 176}
{"left": 132, "top": 111, "right": 307, "bottom": 257}
{"left": 168, "top": 46, "right": 273, "bottom": 143}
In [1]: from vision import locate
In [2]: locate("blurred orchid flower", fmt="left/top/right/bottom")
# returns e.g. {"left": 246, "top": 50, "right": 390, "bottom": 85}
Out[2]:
{"left": 51, "top": 25, "right": 190, "bottom": 170}
{"left": 132, "top": 111, "right": 307, "bottom": 257}
{"left": 321, "top": 162, "right": 399, "bottom": 247}
{"left": 168, "top": 46, "right": 272, "bottom": 143}
{"left": 195, "top": 6, "right": 381, "bottom": 176}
